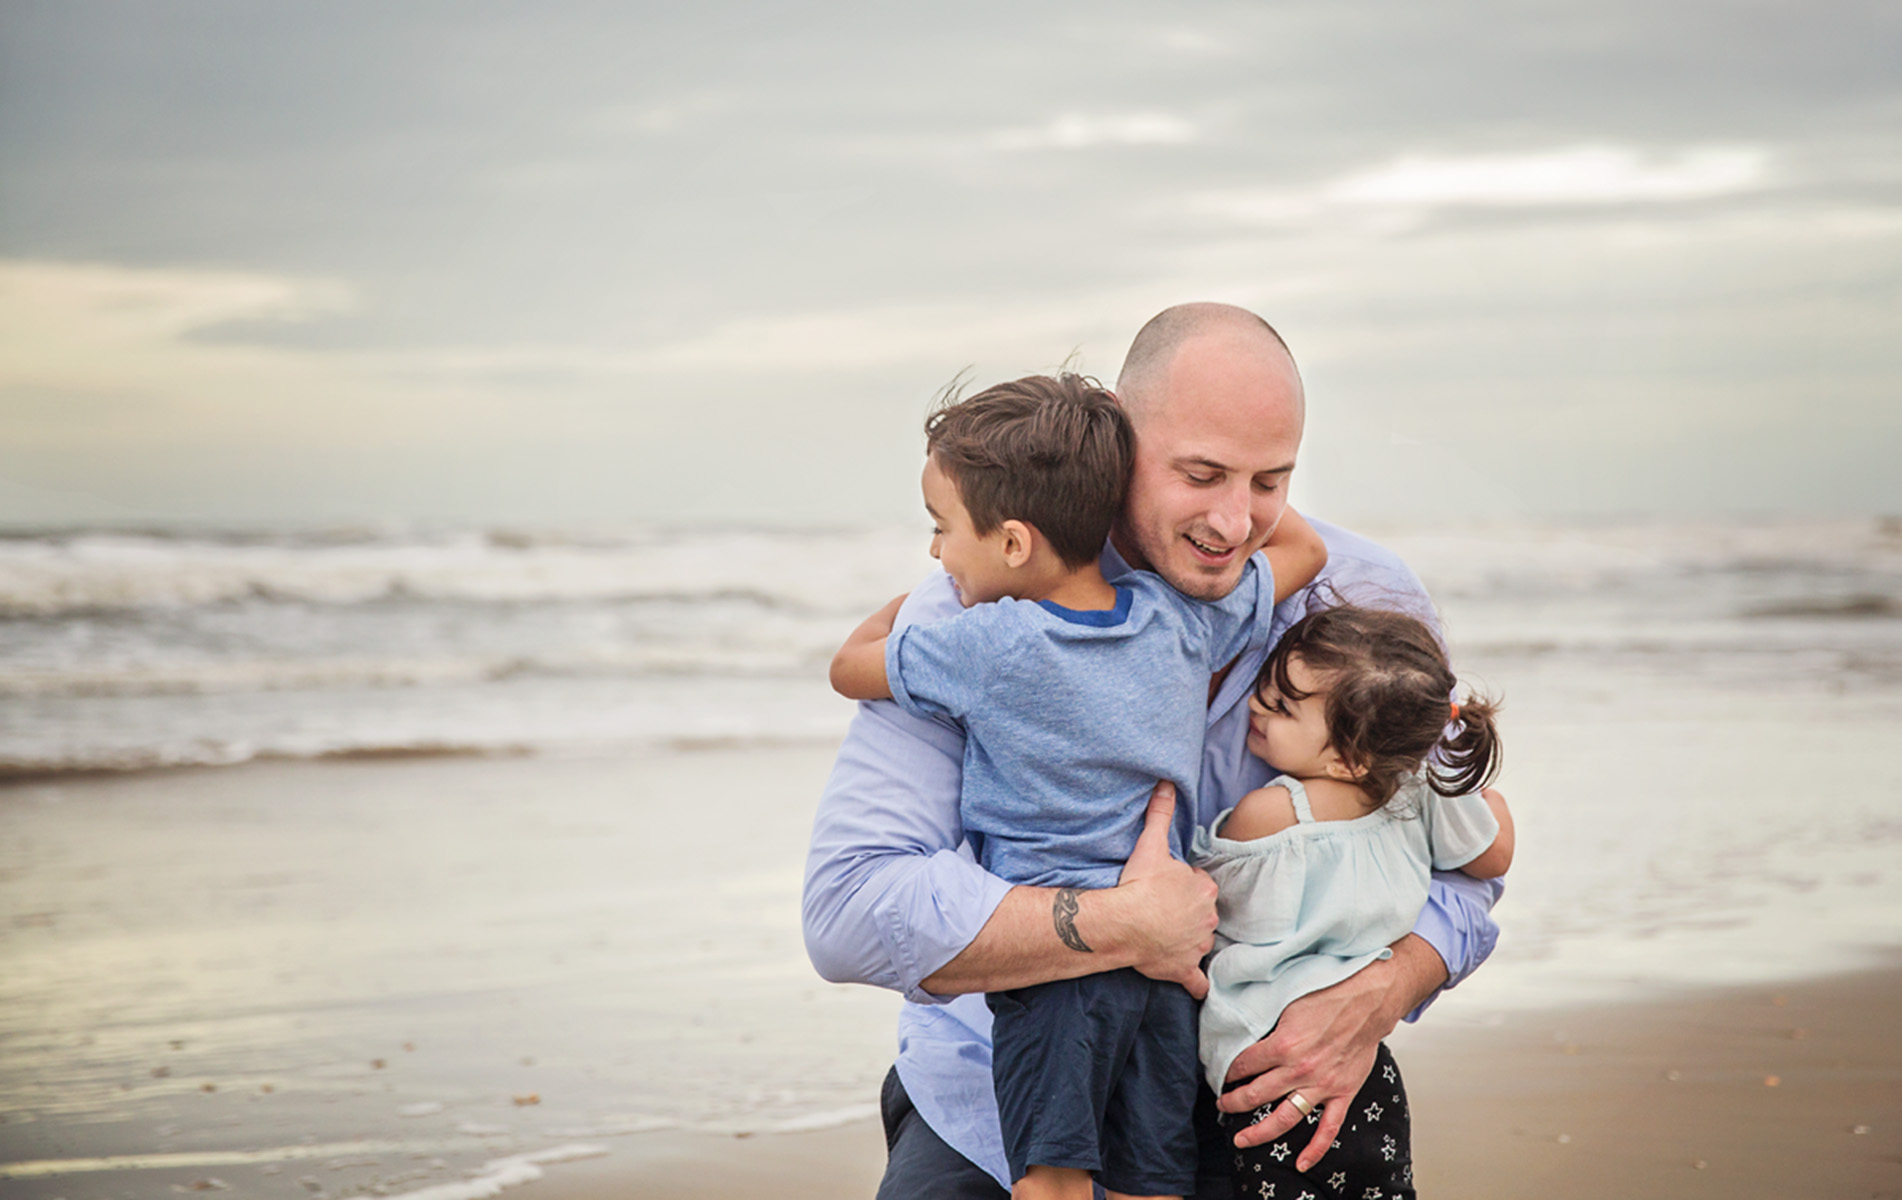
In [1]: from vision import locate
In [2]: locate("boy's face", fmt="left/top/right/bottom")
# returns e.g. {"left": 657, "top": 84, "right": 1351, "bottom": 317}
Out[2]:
{"left": 922, "top": 457, "right": 1015, "bottom": 607}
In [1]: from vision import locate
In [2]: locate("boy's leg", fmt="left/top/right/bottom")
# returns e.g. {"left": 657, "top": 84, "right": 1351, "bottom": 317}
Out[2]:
{"left": 1099, "top": 977, "right": 1201, "bottom": 1199}
{"left": 1218, "top": 1042, "right": 1414, "bottom": 1200}
{"left": 1012, "top": 1166, "right": 1095, "bottom": 1200}
{"left": 989, "top": 971, "right": 1153, "bottom": 1191}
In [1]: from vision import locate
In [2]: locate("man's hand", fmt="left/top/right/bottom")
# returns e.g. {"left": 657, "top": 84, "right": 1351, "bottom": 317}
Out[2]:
{"left": 1218, "top": 935, "right": 1448, "bottom": 1171}
{"left": 1111, "top": 781, "right": 1219, "bottom": 999}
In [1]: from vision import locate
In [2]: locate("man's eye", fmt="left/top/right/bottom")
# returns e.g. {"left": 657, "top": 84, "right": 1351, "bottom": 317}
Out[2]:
{"left": 1186, "top": 473, "right": 1218, "bottom": 485}
{"left": 1253, "top": 479, "right": 1280, "bottom": 493}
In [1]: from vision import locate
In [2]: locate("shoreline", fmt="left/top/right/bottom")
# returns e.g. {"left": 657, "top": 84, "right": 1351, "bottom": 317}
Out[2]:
{"left": 516, "top": 963, "right": 1902, "bottom": 1200}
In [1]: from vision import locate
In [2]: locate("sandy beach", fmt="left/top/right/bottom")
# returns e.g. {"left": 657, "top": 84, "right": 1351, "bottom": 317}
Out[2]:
{"left": 12, "top": 955, "right": 1893, "bottom": 1198}
{"left": 1403, "top": 963, "right": 1902, "bottom": 1197}
{"left": 4, "top": 748, "right": 1899, "bottom": 1199}
{"left": 0, "top": 749, "right": 903, "bottom": 1200}
{"left": 423, "top": 965, "right": 1902, "bottom": 1199}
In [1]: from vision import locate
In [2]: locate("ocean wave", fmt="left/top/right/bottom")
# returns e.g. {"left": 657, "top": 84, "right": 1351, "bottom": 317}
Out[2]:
{"left": 0, "top": 739, "right": 535, "bottom": 781}
{"left": 382, "top": 1145, "right": 610, "bottom": 1200}
{"left": 0, "top": 648, "right": 829, "bottom": 698}
{"left": 0, "top": 677, "right": 853, "bottom": 779}
{"left": 0, "top": 731, "right": 856, "bottom": 781}
{"left": 1383, "top": 516, "right": 1902, "bottom": 596}
{"left": 1741, "top": 593, "right": 1901, "bottom": 619}
{"left": 0, "top": 527, "right": 933, "bottom": 616}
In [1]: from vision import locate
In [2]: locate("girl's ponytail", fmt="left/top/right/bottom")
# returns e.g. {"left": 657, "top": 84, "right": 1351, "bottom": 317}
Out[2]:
{"left": 1429, "top": 691, "right": 1502, "bottom": 798}
{"left": 1263, "top": 603, "right": 1506, "bottom": 809}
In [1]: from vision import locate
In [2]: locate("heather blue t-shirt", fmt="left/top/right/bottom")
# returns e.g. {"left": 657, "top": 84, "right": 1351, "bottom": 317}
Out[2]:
{"left": 883, "top": 558, "right": 1274, "bottom": 890}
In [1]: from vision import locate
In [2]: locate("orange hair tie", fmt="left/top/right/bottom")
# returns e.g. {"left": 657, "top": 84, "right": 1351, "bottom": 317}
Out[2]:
{"left": 1449, "top": 702, "right": 1462, "bottom": 722}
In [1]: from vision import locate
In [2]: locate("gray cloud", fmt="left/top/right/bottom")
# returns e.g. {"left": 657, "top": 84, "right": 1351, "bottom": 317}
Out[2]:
{"left": 1, "top": 0, "right": 1897, "bottom": 525}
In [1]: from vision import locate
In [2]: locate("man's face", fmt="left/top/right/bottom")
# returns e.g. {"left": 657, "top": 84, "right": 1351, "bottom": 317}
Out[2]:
{"left": 1116, "top": 332, "right": 1304, "bottom": 601}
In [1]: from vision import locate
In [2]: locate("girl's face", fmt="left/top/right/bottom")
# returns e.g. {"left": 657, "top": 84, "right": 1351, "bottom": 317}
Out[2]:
{"left": 1245, "top": 653, "right": 1356, "bottom": 780}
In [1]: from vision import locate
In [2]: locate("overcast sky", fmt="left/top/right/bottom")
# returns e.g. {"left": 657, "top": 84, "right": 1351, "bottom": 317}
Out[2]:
{"left": 2, "top": 0, "right": 1898, "bottom": 528}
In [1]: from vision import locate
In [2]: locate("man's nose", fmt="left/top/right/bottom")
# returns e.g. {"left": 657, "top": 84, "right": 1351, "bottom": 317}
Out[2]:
{"left": 1206, "top": 484, "right": 1252, "bottom": 545}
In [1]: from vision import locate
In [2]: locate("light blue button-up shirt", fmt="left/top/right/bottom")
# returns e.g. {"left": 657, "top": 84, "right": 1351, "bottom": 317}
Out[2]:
{"left": 801, "top": 518, "right": 1503, "bottom": 1189}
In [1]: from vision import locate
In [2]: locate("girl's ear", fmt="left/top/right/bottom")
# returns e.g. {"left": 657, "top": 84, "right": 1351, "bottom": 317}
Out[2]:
{"left": 998, "top": 520, "right": 1036, "bottom": 568}
{"left": 1323, "top": 754, "right": 1369, "bottom": 783}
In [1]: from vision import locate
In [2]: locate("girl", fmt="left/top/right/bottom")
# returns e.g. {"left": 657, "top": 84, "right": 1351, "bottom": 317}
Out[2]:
{"left": 1192, "top": 603, "right": 1514, "bottom": 1200}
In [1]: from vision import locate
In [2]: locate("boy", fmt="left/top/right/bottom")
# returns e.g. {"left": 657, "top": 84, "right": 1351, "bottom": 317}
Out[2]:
{"left": 830, "top": 373, "right": 1326, "bottom": 1200}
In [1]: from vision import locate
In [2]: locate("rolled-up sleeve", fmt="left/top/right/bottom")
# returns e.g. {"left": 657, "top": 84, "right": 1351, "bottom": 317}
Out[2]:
{"left": 801, "top": 579, "right": 1014, "bottom": 1005}
{"left": 1405, "top": 871, "right": 1504, "bottom": 1021}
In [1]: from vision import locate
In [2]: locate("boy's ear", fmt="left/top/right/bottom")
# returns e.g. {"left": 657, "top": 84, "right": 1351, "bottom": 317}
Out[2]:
{"left": 998, "top": 520, "right": 1036, "bottom": 568}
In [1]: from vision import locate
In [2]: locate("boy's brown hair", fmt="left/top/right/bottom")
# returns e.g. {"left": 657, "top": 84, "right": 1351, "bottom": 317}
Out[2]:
{"left": 1258, "top": 603, "right": 1503, "bottom": 807}
{"left": 925, "top": 373, "right": 1133, "bottom": 568}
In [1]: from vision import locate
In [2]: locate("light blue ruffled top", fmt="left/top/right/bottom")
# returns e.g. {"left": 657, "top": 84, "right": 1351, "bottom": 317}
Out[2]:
{"left": 1192, "top": 772, "right": 1499, "bottom": 1093}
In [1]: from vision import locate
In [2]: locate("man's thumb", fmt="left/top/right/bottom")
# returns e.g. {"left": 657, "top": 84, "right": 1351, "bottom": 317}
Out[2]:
{"left": 1180, "top": 965, "right": 1210, "bottom": 1002}
{"left": 1128, "top": 780, "right": 1177, "bottom": 866}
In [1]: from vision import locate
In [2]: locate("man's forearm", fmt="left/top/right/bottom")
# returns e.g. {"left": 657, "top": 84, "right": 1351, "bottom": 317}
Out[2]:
{"left": 922, "top": 783, "right": 1218, "bottom": 998}
{"left": 1370, "top": 932, "right": 1449, "bottom": 1024}
{"left": 920, "top": 885, "right": 1135, "bottom": 994}
{"left": 1404, "top": 869, "right": 1504, "bottom": 1018}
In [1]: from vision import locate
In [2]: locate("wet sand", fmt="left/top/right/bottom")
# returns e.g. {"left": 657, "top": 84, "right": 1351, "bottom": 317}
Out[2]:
{"left": 4, "top": 743, "right": 1897, "bottom": 1199}
{"left": 516, "top": 965, "right": 1902, "bottom": 1199}
{"left": 0, "top": 750, "right": 900, "bottom": 1200}
{"left": 1401, "top": 962, "right": 1902, "bottom": 1198}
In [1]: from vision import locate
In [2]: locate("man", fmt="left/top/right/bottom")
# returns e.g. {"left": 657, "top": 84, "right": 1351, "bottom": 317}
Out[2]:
{"left": 802, "top": 303, "right": 1503, "bottom": 1198}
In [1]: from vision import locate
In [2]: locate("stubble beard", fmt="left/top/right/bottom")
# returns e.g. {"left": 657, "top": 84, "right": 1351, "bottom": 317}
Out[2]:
{"left": 1167, "top": 559, "right": 1246, "bottom": 602}
{"left": 1126, "top": 523, "right": 1250, "bottom": 603}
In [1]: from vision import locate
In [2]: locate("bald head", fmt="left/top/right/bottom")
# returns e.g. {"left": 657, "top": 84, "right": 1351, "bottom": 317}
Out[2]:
{"left": 1115, "top": 302, "right": 1302, "bottom": 426}
{"left": 1108, "top": 302, "right": 1308, "bottom": 600}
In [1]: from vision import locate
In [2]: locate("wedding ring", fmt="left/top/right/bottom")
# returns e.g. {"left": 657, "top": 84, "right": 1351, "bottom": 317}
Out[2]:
{"left": 1284, "top": 1090, "right": 1316, "bottom": 1117}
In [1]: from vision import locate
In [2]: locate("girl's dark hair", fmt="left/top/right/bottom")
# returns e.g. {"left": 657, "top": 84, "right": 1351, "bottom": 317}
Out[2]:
{"left": 1258, "top": 604, "right": 1502, "bottom": 807}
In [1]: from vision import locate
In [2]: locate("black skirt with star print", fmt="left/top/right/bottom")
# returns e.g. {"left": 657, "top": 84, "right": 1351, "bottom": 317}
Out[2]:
{"left": 1216, "top": 1041, "right": 1414, "bottom": 1200}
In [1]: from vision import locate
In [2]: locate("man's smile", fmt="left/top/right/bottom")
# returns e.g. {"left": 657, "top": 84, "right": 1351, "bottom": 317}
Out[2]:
{"left": 1184, "top": 532, "right": 1241, "bottom": 563}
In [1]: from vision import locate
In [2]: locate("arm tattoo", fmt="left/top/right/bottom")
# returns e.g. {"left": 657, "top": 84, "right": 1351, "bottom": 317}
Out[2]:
{"left": 1053, "top": 888, "right": 1093, "bottom": 953}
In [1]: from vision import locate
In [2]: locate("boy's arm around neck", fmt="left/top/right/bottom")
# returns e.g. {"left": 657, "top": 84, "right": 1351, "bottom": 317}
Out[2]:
{"left": 828, "top": 593, "right": 905, "bottom": 700}
{"left": 1264, "top": 507, "right": 1328, "bottom": 604}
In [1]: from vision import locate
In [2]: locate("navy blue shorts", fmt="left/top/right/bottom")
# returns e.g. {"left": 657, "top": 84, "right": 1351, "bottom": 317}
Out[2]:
{"left": 987, "top": 968, "right": 1200, "bottom": 1195}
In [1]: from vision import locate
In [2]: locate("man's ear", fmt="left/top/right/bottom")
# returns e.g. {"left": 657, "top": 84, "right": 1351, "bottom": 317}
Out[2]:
{"left": 998, "top": 520, "right": 1036, "bottom": 568}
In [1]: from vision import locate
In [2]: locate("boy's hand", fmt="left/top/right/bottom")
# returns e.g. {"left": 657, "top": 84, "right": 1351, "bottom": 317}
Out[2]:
{"left": 1112, "top": 782, "right": 1219, "bottom": 999}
